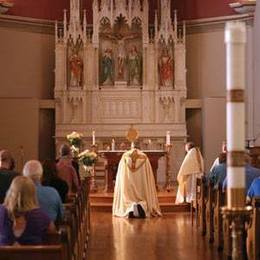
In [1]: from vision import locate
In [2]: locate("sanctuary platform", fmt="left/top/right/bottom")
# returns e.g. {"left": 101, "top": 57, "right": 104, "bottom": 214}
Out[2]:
{"left": 90, "top": 189, "right": 190, "bottom": 213}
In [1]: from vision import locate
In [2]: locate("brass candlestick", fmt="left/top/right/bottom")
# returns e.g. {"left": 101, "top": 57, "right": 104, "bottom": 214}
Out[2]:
{"left": 164, "top": 144, "right": 173, "bottom": 192}
{"left": 221, "top": 206, "right": 252, "bottom": 259}
{"left": 90, "top": 144, "right": 98, "bottom": 192}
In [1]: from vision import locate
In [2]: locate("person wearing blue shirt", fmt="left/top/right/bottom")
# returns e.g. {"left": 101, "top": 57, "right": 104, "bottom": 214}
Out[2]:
{"left": 208, "top": 163, "right": 227, "bottom": 188}
{"left": 207, "top": 152, "right": 227, "bottom": 188}
{"left": 23, "top": 160, "right": 64, "bottom": 223}
{"left": 222, "top": 164, "right": 260, "bottom": 193}
{"left": 247, "top": 177, "right": 260, "bottom": 199}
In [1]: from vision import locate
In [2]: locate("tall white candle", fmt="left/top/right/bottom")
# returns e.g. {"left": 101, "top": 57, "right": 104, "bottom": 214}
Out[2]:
{"left": 111, "top": 139, "right": 115, "bottom": 151}
{"left": 92, "top": 131, "right": 95, "bottom": 145}
{"left": 225, "top": 21, "right": 246, "bottom": 208}
{"left": 166, "top": 131, "right": 171, "bottom": 145}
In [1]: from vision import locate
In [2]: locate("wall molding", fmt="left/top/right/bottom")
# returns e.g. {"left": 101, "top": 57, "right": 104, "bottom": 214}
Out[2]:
{"left": 185, "top": 13, "right": 254, "bottom": 34}
{"left": 0, "top": 12, "right": 254, "bottom": 35}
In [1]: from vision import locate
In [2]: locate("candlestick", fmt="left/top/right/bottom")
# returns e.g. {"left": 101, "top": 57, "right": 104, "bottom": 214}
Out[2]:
{"left": 225, "top": 21, "right": 246, "bottom": 208}
{"left": 164, "top": 144, "right": 173, "bottom": 191}
{"left": 92, "top": 131, "right": 95, "bottom": 145}
{"left": 166, "top": 131, "right": 171, "bottom": 145}
{"left": 222, "top": 21, "right": 252, "bottom": 260}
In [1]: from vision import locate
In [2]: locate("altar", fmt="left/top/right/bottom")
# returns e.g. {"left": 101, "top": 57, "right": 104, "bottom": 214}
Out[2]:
{"left": 100, "top": 150, "right": 166, "bottom": 192}
{"left": 54, "top": 0, "right": 187, "bottom": 184}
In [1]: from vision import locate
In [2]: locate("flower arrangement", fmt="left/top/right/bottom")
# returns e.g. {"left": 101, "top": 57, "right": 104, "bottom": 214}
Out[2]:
{"left": 78, "top": 149, "right": 98, "bottom": 167}
{"left": 66, "top": 131, "right": 83, "bottom": 148}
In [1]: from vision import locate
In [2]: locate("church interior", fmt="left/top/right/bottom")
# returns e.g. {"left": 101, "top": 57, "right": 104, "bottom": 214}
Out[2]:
{"left": 0, "top": 0, "right": 259, "bottom": 259}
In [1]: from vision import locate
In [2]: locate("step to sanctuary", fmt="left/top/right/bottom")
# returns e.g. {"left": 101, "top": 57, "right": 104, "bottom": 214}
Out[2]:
{"left": 90, "top": 191, "right": 190, "bottom": 213}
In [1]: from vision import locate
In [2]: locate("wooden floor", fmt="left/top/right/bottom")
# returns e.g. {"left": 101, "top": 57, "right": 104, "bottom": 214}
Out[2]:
{"left": 86, "top": 211, "right": 223, "bottom": 260}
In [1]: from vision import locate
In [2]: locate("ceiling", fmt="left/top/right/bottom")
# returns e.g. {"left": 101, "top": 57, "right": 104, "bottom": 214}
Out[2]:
{"left": 7, "top": 0, "right": 235, "bottom": 22}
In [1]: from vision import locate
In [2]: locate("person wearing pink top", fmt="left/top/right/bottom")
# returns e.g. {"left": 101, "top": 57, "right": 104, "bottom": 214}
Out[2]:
{"left": 56, "top": 144, "right": 80, "bottom": 194}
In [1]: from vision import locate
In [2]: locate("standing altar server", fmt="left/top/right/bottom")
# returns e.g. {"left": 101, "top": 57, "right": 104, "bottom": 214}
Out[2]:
{"left": 176, "top": 142, "right": 204, "bottom": 204}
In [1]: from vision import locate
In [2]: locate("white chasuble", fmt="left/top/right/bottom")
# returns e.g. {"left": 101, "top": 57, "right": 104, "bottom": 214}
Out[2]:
{"left": 176, "top": 147, "right": 204, "bottom": 204}
{"left": 113, "top": 149, "right": 162, "bottom": 217}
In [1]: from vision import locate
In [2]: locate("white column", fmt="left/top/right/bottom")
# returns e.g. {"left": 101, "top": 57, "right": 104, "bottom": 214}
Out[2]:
{"left": 225, "top": 21, "right": 246, "bottom": 208}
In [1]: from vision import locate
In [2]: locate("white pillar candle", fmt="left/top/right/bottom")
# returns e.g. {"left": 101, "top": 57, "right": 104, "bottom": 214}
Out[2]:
{"left": 92, "top": 131, "right": 95, "bottom": 145}
{"left": 166, "top": 131, "right": 171, "bottom": 145}
{"left": 111, "top": 139, "right": 115, "bottom": 151}
{"left": 225, "top": 21, "right": 246, "bottom": 208}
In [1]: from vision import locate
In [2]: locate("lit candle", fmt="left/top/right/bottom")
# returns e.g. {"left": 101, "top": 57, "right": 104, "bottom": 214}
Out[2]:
{"left": 92, "top": 131, "right": 95, "bottom": 145}
{"left": 166, "top": 131, "right": 171, "bottom": 145}
{"left": 111, "top": 139, "right": 115, "bottom": 151}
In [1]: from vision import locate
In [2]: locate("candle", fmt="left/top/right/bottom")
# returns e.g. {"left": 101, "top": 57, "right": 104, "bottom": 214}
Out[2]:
{"left": 92, "top": 131, "right": 95, "bottom": 145}
{"left": 111, "top": 139, "right": 115, "bottom": 151}
{"left": 225, "top": 21, "right": 246, "bottom": 208}
{"left": 166, "top": 131, "right": 171, "bottom": 145}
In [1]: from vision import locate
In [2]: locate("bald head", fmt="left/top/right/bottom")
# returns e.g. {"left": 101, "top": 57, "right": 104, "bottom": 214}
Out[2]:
{"left": 23, "top": 160, "right": 43, "bottom": 182}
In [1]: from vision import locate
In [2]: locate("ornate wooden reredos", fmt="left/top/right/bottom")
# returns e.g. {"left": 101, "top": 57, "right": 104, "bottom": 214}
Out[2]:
{"left": 54, "top": 0, "right": 187, "bottom": 181}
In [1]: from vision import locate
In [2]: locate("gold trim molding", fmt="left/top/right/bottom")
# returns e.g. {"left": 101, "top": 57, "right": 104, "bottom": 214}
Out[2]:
{"left": 227, "top": 151, "right": 246, "bottom": 167}
{"left": 227, "top": 89, "right": 244, "bottom": 102}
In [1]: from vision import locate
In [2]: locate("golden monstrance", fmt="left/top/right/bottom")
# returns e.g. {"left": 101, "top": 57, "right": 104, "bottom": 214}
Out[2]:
{"left": 126, "top": 125, "right": 139, "bottom": 148}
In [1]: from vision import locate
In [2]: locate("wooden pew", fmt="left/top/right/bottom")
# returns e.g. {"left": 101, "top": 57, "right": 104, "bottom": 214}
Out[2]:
{"left": 63, "top": 177, "right": 90, "bottom": 260}
{"left": 195, "top": 176, "right": 207, "bottom": 236}
{"left": 0, "top": 229, "right": 69, "bottom": 260}
{"left": 247, "top": 197, "right": 260, "bottom": 260}
{"left": 206, "top": 180, "right": 214, "bottom": 243}
{"left": 213, "top": 184, "right": 226, "bottom": 251}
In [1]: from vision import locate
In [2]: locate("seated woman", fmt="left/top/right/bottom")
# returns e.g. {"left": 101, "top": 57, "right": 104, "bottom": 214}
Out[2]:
{"left": 0, "top": 176, "right": 56, "bottom": 245}
{"left": 42, "top": 160, "right": 69, "bottom": 203}
{"left": 113, "top": 148, "right": 161, "bottom": 218}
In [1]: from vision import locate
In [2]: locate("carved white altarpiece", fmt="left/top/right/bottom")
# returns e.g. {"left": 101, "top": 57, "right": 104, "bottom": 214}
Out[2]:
{"left": 54, "top": 0, "right": 187, "bottom": 183}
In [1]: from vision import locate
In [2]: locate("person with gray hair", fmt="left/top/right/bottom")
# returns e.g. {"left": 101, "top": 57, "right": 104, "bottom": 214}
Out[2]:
{"left": 23, "top": 160, "right": 64, "bottom": 223}
{"left": 0, "top": 150, "right": 19, "bottom": 203}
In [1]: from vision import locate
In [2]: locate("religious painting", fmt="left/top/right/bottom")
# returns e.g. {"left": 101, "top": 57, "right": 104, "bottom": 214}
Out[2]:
{"left": 99, "top": 15, "right": 142, "bottom": 86}
{"left": 99, "top": 17, "right": 115, "bottom": 86}
{"left": 67, "top": 36, "right": 84, "bottom": 88}
{"left": 158, "top": 42, "right": 174, "bottom": 88}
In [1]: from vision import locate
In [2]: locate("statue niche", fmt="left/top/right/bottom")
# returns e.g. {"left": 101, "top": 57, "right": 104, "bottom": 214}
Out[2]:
{"left": 99, "top": 15, "right": 142, "bottom": 86}
{"left": 158, "top": 42, "right": 174, "bottom": 88}
{"left": 67, "top": 36, "right": 84, "bottom": 88}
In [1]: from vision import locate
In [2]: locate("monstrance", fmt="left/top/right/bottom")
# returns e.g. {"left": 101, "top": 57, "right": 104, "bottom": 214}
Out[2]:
{"left": 126, "top": 125, "right": 139, "bottom": 149}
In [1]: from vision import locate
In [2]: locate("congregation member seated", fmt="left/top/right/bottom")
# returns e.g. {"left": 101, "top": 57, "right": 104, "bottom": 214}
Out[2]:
{"left": 0, "top": 176, "right": 55, "bottom": 245}
{"left": 247, "top": 177, "right": 260, "bottom": 201}
{"left": 42, "top": 160, "right": 69, "bottom": 203}
{"left": 209, "top": 141, "right": 227, "bottom": 171}
{"left": 175, "top": 142, "right": 204, "bottom": 203}
{"left": 23, "top": 160, "right": 64, "bottom": 223}
{"left": 0, "top": 150, "right": 19, "bottom": 203}
{"left": 222, "top": 160, "right": 260, "bottom": 193}
{"left": 113, "top": 148, "right": 161, "bottom": 218}
{"left": 56, "top": 144, "right": 80, "bottom": 194}
{"left": 207, "top": 152, "right": 227, "bottom": 188}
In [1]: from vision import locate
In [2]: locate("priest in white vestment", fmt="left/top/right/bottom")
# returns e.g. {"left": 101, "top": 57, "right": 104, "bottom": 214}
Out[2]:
{"left": 175, "top": 142, "right": 204, "bottom": 204}
{"left": 113, "top": 148, "right": 162, "bottom": 218}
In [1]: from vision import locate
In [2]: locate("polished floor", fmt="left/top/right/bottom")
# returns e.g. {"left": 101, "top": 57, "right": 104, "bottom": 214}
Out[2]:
{"left": 86, "top": 211, "right": 223, "bottom": 260}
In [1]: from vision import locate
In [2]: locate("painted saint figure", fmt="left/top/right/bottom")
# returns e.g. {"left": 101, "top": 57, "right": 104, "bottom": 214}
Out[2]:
{"left": 69, "top": 53, "right": 83, "bottom": 87}
{"left": 127, "top": 45, "right": 142, "bottom": 85}
{"left": 102, "top": 33, "right": 139, "bottom": 81}
{"left": 159, "top": 47, "right": 173, "bottom": 87}
{"left": 101, "top": 48, "right": 114, "bottom": 85}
